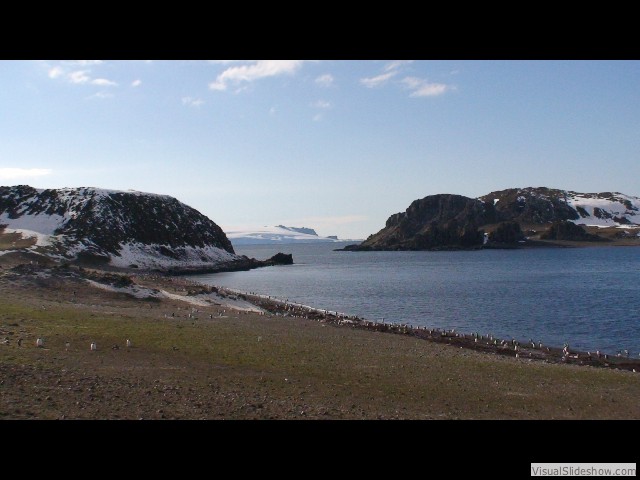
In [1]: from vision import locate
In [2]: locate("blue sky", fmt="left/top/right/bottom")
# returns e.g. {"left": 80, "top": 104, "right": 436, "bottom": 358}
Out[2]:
{"left": 1, "top": 60, "right": 639, "bottom": 239}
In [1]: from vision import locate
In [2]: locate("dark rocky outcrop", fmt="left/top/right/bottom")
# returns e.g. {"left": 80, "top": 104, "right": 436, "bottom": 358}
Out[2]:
{"left": 480, "top": 187, "right": 580, "bottom": 224}
{"left": 488, "top": 221, "right": 525, "bottom": 244}
{"left": 345, "top": 187, "right": 637, "bottom": 251}
{"left": 540, "top": 221, "right": 606, "bottom": 242}
{"left": 352, "top": 194, "right": 487, "bottom": 250}
{"left": 267, "top": 253, "right": 294, "bottom": 265}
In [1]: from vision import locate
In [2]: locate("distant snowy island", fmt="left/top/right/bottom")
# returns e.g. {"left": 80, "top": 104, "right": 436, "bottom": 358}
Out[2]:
{"left": 225, "top": 225, "right": 348, "bottom": 245}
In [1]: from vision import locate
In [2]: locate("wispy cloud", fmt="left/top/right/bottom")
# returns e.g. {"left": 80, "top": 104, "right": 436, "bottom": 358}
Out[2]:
{"left": 68, "top": 70, "right": 91, "bottom": 84}
{"left": 402, "top": 76, "right": 450, "bottom": 97}
{"left": 360, "top": 71, "right": 396, "bottom": 88}
{"left": 410, "top": 83, "right": 449, "bottom": 97}
{"left": 209, "top": 60, "right": 304, "bottom": 91}
{"left": 91, "top": 78, "right": 118, "bottom": 87}
{"left": 315, "top": 73, "right": 334, "bottom": 87}
{"left": 46, "top": 62, "right": 118, "bottom": 89}
{"left": 360, "top": 60, "right": 411, "bottom": 88}
{"left": 384, "top": 60, "right": 413, "bottom": 72}
{"left": 361, "top": 62, "right": 452, "bottom": 98}
{"left": 131, "top": 79, "right": 142, "bottom": 87}
{"left": 182, "top": 97, "right": 204, "bottom": 107}
{"left": 0, "top": 168, "right": 53, "bottom": 180}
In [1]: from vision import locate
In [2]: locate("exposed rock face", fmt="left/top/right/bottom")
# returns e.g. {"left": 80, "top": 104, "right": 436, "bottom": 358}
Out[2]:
{"left": 355, "top": 194, "right": 487, "bottom": 250}
{"left": 488, "top": 221, "right": 525, "bottom": 245}
{"left": 267, "top": 253, "right": 294, "bottom": 265}
{"left": 540, "top": 221, "right": 606, "bottom": 242}
{"left": 480, "top": 187, "right": 580, "bottom": 224}
{"left": 345, "top": 187, "right": 638, "bottom": 251}
{"left": 0, "top": 185, "right": 239, "bottom": 270}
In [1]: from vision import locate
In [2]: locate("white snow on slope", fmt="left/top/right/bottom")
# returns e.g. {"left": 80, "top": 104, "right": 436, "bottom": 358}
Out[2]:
{"left": 0, "top": 212, "right": 65, "bottom": 236}
{"left": 566, "top": 192, "right": 640, "bottom": 227}
{"left": 1, "top": 186, "right": 238, "bottom": 269}
{"left": 86, "top": 279, "right": 263, "bottom": 312}
{"left": 109, "top": 242, "right": 239, "bottom": 269}
{"left": 225, "top": 225, "right": 339, "bottom": 245}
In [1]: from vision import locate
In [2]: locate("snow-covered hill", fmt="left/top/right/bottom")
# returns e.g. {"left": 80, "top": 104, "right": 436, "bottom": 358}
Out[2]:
{"left": 0, "top": 185, "right": 240, "bottom": 270}
{"left": 481, "top": 187, "right": 640, "bottom": 227}
{"left": 565, "top": 191, "right": 640, "bottom": 227}
{"left": 225, "top": 225, "right": 341, "bottom": 245}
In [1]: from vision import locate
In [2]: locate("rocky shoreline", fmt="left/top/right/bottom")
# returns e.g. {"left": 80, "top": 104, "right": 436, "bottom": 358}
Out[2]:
{"left": 2, "top": 262, "right": 640, "bottom": 420}
{"left": 218, "top": 287, "right": 640, "bottom": 374}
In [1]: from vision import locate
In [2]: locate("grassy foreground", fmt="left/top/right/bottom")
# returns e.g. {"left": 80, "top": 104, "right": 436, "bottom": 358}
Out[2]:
{"left": 1, "top": 266, "right": 639, "bottom": 420}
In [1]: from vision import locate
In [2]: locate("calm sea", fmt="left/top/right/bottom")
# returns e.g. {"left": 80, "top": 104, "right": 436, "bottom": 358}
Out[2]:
{"left": 188, "top": 242, "right": 640, "bottom": 355}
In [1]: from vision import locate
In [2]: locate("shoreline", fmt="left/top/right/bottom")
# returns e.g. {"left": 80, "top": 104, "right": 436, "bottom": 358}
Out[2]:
{"left": 206, "top": 283, "right": 640, "bottom": 374}
{"left": 2, "top": 263, "right": 640, "bottom": 420}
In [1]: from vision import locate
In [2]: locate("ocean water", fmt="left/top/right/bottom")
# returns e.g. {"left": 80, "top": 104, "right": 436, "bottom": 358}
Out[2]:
{"left": 188, "top": 242, "right": 640, "bottom": 355}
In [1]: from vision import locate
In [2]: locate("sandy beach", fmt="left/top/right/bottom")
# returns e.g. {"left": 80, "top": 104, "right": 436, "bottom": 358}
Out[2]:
{"left": 1, "top": 262, "right": 640, "bottom": 420}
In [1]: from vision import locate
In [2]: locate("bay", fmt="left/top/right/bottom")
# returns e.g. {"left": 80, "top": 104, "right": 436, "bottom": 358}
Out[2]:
{"left": 188, "top": 242, "right": 640, "bottom": 355}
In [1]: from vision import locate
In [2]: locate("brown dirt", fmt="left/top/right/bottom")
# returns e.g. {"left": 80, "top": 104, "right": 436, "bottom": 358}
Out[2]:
{"left": 1, "top": 264, "right": 640, "bottom": 420}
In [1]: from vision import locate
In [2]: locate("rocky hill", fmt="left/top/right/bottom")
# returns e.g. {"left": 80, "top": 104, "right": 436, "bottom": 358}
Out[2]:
{"left": 0, "top": 185, "right": 289, "bottom": 272}
{"left": 345, "top": 187, "right": 640, "bottom": 251}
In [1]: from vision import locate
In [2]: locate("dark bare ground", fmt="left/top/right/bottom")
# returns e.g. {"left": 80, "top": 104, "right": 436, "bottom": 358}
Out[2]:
{"left": 1, "top": 264, "right": 640, "bottom": 420}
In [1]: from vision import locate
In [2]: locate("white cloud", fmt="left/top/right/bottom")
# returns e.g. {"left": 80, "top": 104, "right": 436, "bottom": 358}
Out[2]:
{"left": 209, "top": 60, "right": 304, "bottom": 91}
{"left": 410, "top": 83, "right": 449, "bottom": 97}
{"left": 182, "top": 97, "right": 204, "bottom": 107}
{"left": 131, "top": 79, "right": 142, "bottom": 87}
{"left": 402, "top": 76, "right": 450, "bottom": 97}
{"left": 311, "top": 100, "right": 331, "bottom": 109}
{"left": 360, "top": 71, "right": 396, "bottom": 88}
{"left": 361, "top": 60, "right": 414, "bottom": 88}
{"left": 91, "top": 78, "right": 117, "bottom": 87}
{"left": 46, "top": 62, "right": 117, "bottom": 89}
{"left": 384, "top": 60, "right": 413, "bottom": 72}
{"left": 315, "top": 74, "right": 334, "bottom": 87}
{"left": 68, "top": 70, "right": 91, "bottom": 84}
{"left": 0, "top": 168, "right": 53, "bottom": 180}
{"left": 48, "top": 66, "right": 64, "bottom": 79}
{"left": 269, "top": 107, "right": 277, "bottom": 115}
{"left": 312, "top": 113, "right": 323, "bottom": 122}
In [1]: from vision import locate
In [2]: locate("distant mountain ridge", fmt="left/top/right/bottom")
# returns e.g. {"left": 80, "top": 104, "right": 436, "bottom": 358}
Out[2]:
{"left": 0, "top": 185, "right": 245, "bottom": 271}
{"left": 347, "top": 187, "right": 640, "bottom": 251}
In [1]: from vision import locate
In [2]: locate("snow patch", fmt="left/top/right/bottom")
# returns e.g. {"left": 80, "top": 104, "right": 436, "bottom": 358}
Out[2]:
{"left": 86, "top": 279, "right": 161, "bottom": 299}
{"left": 566, "top": 192, "right": 640, "bottom": 227}
{"left": 0, "top": 212, "right": 65, "bottom": 236}
{"left": 86, "top": 280, "right": 263, "bottom": 313}
{"left": 109, "top": 242, "right": 239, "bottom": 269}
